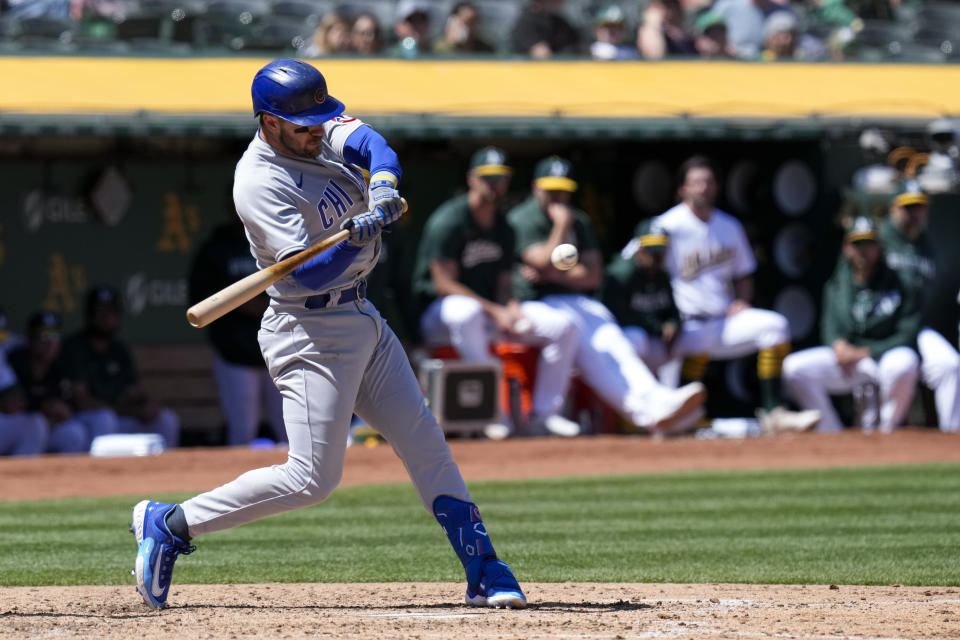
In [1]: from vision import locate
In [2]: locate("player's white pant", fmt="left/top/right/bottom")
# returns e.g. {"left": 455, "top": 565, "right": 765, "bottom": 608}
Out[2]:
{"left": 676, "top": 308, "right": 791, "bottom": 359}
{"left": 621, "top": 326, "right": 680, "bottom": 386}
{"left": 916, "top": 327, "right": 960, "bottom": 433}
{"left": 212, "top": 352, "right": 286, "bottom": 445}
{"left": 420, "top": 294, "right": 580, "bottom": 417}
{"left": 182, "top": 299, "right": 471, "bottom": 537}
{"left": 782, "top": 346, "right": 919, "bottom": 433}
{"left": 0, "top": 411, "right": 47, "bottom": 456}
{"left": 539, "top": 294, "right": 679, "bottom": 428}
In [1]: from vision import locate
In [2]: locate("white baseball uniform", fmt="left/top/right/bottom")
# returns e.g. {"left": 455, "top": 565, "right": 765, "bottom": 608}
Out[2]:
{"left": 181, "top": 117, "right": 471, "bottom": 536}
{"left": 650, "top": 203, "right": 792, "bottom": 359}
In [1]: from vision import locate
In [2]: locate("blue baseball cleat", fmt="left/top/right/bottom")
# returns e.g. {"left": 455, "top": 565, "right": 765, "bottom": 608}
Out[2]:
{"left": 130, "top": 500, "right": 195, "bottom": 609}
{"left": 465, "top": 557, "right": 527, "bottom": 609}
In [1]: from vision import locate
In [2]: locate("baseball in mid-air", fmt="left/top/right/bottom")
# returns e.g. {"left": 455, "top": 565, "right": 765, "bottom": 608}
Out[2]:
{"left": 551, "top": 243, "right": 579, "bottom": 271}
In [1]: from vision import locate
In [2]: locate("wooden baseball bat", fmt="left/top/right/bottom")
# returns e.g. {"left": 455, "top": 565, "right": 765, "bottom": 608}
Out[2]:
{"left": 186, "top": 198, "right": 407, "bottom": 328}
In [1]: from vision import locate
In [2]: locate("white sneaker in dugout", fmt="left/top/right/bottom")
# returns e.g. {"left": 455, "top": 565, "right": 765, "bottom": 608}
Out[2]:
{"left": 648, "top": 382, "right": 707, "bottom": 430}
{"left": 528, "top": 413, "right": 581, "bottom": 437}
{"left": 483, "top": 423, "right": 512, "bottom": 440}
{"left": 756, "top": 407, "right": 821, "bottom": 435}
{"left": 653, "top": 405, "right": 707, "bottom": 437}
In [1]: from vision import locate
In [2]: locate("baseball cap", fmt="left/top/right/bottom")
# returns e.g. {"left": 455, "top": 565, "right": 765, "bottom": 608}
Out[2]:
{"left": 396, "top": 0, "right": 430, "bottom": 21}
{"left": 27, "top": 311, "right": 62, "bottom": 339}
{"left": 595, "top": 5, "right": 626, "bottom": 25}
{"left": 844, "top": 216, "right": 878, "bottom": 243}
{"left": 534, "top": 156, "right": 578, "bottom": 192}
{"left": 86, "top": 284, "right": 122, "bottom": 313}
{"left": 893, "top": 179, "right": 929, "bottom": 207}
{"left": 694, "top": 9, "right": 725, "bottom": 35}
{"left": 763, "top": 11, "right": 797, "bottom": 40}
{"left": 636, "top": 219, "right": 669, "bottom": 253}
{"left": 469, "top": 147, "right": 512, "bottom": 178}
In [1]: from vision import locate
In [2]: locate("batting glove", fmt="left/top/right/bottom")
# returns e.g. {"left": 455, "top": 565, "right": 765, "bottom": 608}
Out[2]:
{"left": 341, "top": 210, "right": 386, "bottom": 246}
{"left": 368, "top": 176, "right": 403, "bottom": 224}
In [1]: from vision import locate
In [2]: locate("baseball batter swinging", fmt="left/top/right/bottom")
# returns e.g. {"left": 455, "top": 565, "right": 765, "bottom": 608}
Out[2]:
{"left": 129, "top": 59, "right": 526, "bottom": 610}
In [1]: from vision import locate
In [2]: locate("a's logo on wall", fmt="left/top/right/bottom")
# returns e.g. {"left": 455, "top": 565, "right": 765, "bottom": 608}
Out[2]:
{"left": 156, "top": 193, "right": 201, "bottom": 253}
{"left": 124, "top": 273, "right": 188, "bottom": 316}
{"left": 42, "top": 252, "right": 87, "bottom": 313}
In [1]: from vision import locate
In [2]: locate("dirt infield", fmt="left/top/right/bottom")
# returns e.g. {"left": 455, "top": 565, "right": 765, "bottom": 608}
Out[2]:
{"left": 2, "top": 429, "right": 960, "bottom": 639}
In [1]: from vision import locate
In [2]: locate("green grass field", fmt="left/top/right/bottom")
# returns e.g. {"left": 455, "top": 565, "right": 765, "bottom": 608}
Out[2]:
{"left": 2, "top": 463, "right": 958, "bottom": 587}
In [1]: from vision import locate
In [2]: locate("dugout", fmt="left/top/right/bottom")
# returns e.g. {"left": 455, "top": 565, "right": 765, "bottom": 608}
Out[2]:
{"left": 1, "top": 57, "right": 958, "bottom": 431}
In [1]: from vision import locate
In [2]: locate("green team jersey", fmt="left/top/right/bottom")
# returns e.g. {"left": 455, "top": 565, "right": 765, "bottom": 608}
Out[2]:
{"left": 506, "top": 196, "right": 601, "bottom": 300}
{"left": 602, "top": 254, "right": 679, "bottom": 334}
{"left": 820, "top": 257, "right": 920, "bottom": 359}
{"left": 411, "top": 193, "right": 515, "bottom": 309}
{"left": 878, "top": 218, "right": 936, "bottom": 322}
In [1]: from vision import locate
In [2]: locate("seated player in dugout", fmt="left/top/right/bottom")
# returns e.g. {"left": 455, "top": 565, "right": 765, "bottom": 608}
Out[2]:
{"left": 412, "top": 146, "right": 582, "bottom": 438}
{"left": 506, "top": 155, "right": 707, "bottom": 434}
{"left": 624, "top": 155, "right": 821, "bottom": 434}
{"left": 602, "top": 219, "right": 682, "bottom": 383}
{"left": 782, "top": 216, "right": 921, "bottom": 433}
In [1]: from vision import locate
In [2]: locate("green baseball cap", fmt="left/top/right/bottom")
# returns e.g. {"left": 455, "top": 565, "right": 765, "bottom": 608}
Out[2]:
{"left": 893, "top": 179, "right": 929, "bottom": 207}
{"left": 533, "top": 155, "right": 578, "bottom": 192}
{"left": 845, "top": 215, "right": 878, "bottom": 243}
{"left": 469, "top": 146, "right": 512, "bottom": 178}
{"left": 636, "top": 218, "right": 669, "bottom": 252}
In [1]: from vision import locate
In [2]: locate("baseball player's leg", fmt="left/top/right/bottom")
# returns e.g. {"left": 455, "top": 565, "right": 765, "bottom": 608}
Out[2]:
{"left": 116, "top": 409, "right": 180, "bottom": 449}
{"left": 355, "top": 304, "right": 524, "bottom": 607}
{"left": 875, "top": 346, "right": 920, "bottom": 433}
{"left": 711, "top": 308, "right": 791, "bottom": 411}
{"left": 180, "top": 304, "right": 374, "bottom": 537}
{"left": 517, "top": 300, "right": 580, "bottom": 420}
{"left": 0, "top": 411, "right": 48, "bottom": 455}
{"left": 544, "top": 295, "right": 704, "bottom": 429}
{"left": 76, "top": 408, "right": 119, "bottom": 439}
{"left": 671, "top": 319, "right": 719, "bottom": 389}
{"left": 782, "top": 347, "right": 863, "bottom": 433}
{"left": 916, "top": 327, "right": 960, "bottom": 432}
{"left": 621, "top": 325, "right": 670, "bottom": 373}
{"left": 47, "top": 418, "right": 89, "bottom": 453}
{"left": 260, "top": 369, "right": 287, "bottom": 442}
{"left": 420, "top": 295, "right": 492, "bottom": 361}
{"left": 212, "top": 352, "right": 263, "bottom": 445}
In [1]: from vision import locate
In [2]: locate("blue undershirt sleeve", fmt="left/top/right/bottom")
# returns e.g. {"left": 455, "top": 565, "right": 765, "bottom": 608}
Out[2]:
{"left": 343, "top": 125, "right": 402, "bottom": 181}
{"left": 291, "top": 241, "right": 362, "bottom": 290}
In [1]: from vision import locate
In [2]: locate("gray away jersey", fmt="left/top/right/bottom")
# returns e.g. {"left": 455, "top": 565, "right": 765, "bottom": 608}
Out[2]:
{"left": 233, "top": 115, "right": 375, "bottom": 303}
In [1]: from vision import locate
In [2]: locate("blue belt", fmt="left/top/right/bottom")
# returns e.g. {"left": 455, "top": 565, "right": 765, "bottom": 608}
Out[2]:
{"left": 304, "top": 282, "right": 366, "bottom": 309}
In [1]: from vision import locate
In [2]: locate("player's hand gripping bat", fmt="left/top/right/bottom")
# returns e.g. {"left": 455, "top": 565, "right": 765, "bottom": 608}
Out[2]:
{"left": 186, "top": 198, "right": 407, "bottom": 328}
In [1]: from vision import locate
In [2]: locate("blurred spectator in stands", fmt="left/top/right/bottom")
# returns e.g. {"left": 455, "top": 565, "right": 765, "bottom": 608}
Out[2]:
{"left": 59, "top": 285, "right": 181, "bottom": 448}
{"left": 712, "top": 0, "right": 794, "bottom": 59}
{"left": 783, "top": 217, "right": 920, "bottom": 434}
{"left": 637, "top": 0, "right": 696, "bottom": 59}
{"left": 7, "top": 311, "right": 89, "bottom": 453}
{"left": 590, "top": 4, "right": 637, "bottom": 60}
{"left": 350, "top": 11, "right": 383, "bottom": 55}
{"left": 693, "top": 10, "right": 736, "bottom": 59}
{"left": 758, "top": 11, "right": 826, "bottom": 60}
{"left": 189, "top": 214, "right": 285, "bottom": 447}
{"left": 2, "top": 0, "right": 70, "bottom": 19}
{"left": 434, "top": 2, "right": 495, "bottom": 54}
{"left": 386, "top": 0, "right": 433, "bottom": 58}
{"left": 302, "top": 12, "right": 352, "bottom": 58}
{"left": 71, "top": 0, "right": 129, "bottom": 20}
{"left": 511, "top": 0, "right": 582, "bottom": 59}
{"left": 0, "top": 308, "right": 24, "bottom": 355}
{"left": 0, "top": 349, "right": 48, "bottom": 456}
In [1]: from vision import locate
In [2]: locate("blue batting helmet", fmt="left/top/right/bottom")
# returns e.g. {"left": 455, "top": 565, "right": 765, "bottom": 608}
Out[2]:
{"left": 251, "top": 59, "right": 345, "bottom": 127}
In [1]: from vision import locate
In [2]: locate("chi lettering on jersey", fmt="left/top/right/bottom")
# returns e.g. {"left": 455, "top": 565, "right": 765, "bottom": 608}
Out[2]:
{"left": 317, "top": 179, "right": 355, "bottom": 229}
